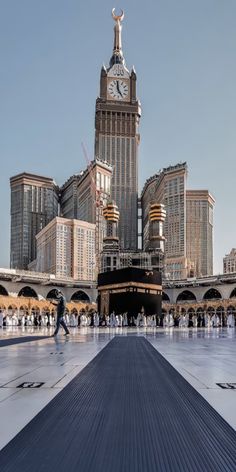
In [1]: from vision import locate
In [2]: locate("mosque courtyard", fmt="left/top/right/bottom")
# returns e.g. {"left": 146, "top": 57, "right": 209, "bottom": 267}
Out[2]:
{"left": 0, "top": 326, "right": 236, "bottom": 470}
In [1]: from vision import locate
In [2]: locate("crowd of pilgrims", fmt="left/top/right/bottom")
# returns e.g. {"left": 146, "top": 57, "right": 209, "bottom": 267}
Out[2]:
{"left": 0, "top": 310, "right": 235, "bottom": 328}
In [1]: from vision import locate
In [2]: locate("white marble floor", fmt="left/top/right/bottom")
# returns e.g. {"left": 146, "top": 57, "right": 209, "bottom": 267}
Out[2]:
{"left": 0, "top": 326, "right": 236, "bottom": 450}
{"left": 146, "top": 327, "right": 236, "bottom": 430}
{"left": 0, "top": 327, "right": 112, "bottom": 450}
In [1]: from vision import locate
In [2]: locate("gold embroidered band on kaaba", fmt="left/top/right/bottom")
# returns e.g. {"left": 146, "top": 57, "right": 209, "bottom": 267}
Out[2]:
{"left": 98, "top": 281, "right": 162, "bottom": 291}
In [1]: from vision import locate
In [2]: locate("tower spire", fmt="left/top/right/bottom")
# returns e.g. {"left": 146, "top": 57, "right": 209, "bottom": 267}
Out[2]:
{"left": 110, "top": 8, "right": 125, "bottom": 67}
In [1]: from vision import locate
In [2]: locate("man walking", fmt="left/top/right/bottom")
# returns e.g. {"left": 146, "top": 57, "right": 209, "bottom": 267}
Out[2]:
{"left": 53, "top": 290, "right": 70, "bottom": 336}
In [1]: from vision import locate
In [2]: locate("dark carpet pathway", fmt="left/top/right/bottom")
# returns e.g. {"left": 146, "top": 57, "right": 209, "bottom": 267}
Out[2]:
{"left": 0, "top": 335, "right": 51, "bottom": 348}
{"left": 0, "top": 336, "right": 236, "bottom": 471}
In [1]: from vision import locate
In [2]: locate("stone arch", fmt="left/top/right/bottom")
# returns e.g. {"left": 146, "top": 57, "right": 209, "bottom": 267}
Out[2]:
{"left": 216, "top": 305, "right": 226, "bottom": 326}
{"left": 187, "top": 307, "right": 195, "bottom": 327}
{"left": 230, "top": 287, "right": 236, "bottom": 298}
{"left": 19, "top": 305, "right": 28, "bottom": 311}
{"left": 0, "top": 284, "right": 8, "bottom": 296}
{"left": 19, "top": 305, "right": 28, "bottom": 310}
{"left": 18, "top": 286, "right": 38, "bottom": 299}
{"left": 227, "top": 305, "right": 236, "bottom": 327}
{"left": 19, "top": 305, "right": 28, "bottom": 316}
{"left": 196, "top": 307, "right": 204, "bottom": 314}
{"left": 71, "top": 307, "right": 78, "bottom": 315}
{"left": 31, "top": 306, "right": 40, "bottom": 314}
{"left": 7, "top": 304, "right": 17, "bottom": 315}
{"left": 176, "top": 290, "right": 197, "bottom": 302}
{"left": 196, "top": 307, "right": 205, "bottom": 327}
{"left": 227, "top": 305, "right": 236, "bottom": 315}
{"left": 162, "top": 292, "right": 170, "bottom": 302}
{"left": 169, "top": 308, "right": 176, "bottom": 316}
{"left": 46, "top": 289, "right": 62, "bottom": 300}
{"left": 203, "top": 288, "right": 222, "bottom": 300}
{"left": 187, "top": 307, "right": 195, "bottom": 315}
{"left": 71, "top": 290, "right": 90, "bottom": 303}
{"left": 216, "top": 305, "right": 224, "bottom": 314}
{"left": 207, "top": 306, "right": 215, "bottom": 315}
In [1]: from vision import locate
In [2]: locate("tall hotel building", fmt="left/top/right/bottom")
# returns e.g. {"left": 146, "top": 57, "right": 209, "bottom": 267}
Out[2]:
{"left": 34, "top": 217, "right": 96, "bottom": 281}
{"left": 60, "top": 159, "right": 112, "bottom": 265}
{"left": 95, "top": 10, "right": 141, "bottom": 250}
{"left": 223, "top": 249, "right": 236, "bottom": 274}
{"left": 186, "top": 190, "right": 215, "bottom": 277}
{"left": 141, "top": 164, "right": 215, "bottom": 279}
{"left": 141, "top": 163, "right": 187, "bottom": 280}
{"left": 59, "top": 174, "right": 81, "bottom": 220}
{"left": 10, "top": 173, "right": 59, "bottom": 270}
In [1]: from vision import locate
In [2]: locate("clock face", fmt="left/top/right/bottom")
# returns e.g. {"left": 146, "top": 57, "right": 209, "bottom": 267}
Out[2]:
{"left": 108, "top": 79, "right": 129, "bottom": 100}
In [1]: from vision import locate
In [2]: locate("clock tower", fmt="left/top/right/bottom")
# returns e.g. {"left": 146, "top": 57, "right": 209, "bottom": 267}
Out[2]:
{"left": 95, "top": 9, "right": 141, "bottom": 251}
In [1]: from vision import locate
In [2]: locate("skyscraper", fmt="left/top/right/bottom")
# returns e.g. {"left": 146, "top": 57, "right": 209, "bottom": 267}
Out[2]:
{"left": 76, "top": 159, "right": 112, "bottom": 264}
{"left": 141, "top": 163, "right": 188, "bottom": 280}
{"left": 35, "top": 217, "right": 96, "bottom": 281}
{"left": 60, "top": 159, "right": 112, "bottom": 270}
{"left": 186, "top": 190, "right": 215, "bottom": 277}
{"left": 10, "top": 173, "right": 59, "bottom": 269}
{"left": 95, "top": 10, "right": 141, "bottom": 250}
{"left": 141, "top": 164, "right": 215, "bottom": 279}
{"left": 60, "top": 174, "right": 82, "bottom": 219}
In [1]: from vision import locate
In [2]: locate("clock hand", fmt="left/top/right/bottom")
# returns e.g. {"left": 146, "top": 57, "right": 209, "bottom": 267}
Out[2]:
{"left": 116, "top": 81, "right": 123, "bottom": 97}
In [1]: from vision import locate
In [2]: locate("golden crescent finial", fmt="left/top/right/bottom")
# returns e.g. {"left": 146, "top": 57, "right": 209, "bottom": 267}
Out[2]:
{"left": 112, "top": 8, "right": 124, "bottom": 22}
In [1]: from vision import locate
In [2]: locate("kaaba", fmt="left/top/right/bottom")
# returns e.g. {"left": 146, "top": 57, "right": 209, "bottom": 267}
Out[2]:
{"left": 97, "top": 267, "right": 162, "bottom": 317}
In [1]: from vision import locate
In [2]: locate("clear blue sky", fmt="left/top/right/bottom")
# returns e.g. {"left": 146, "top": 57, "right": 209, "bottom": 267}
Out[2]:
{"left": 1, "top": 0, "right": 236, "bottom": 274}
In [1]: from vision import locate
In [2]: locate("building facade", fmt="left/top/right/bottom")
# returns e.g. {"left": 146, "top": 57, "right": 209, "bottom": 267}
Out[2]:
{"left": 95, "top": 10, "right": 141, "bottom": 251}
{"left": 34, "top": 217, "right": 96, "bottom": 282}
{"left": 101, "top": 202, "right": 166, "bottom": 274}
{"left": 141, "top": 165, "right": 215, "bottom": 280}
{"left": 60, "top": 174, "right": 82, "bottom": 219}
{"left": 223, "top": 249, "right": 236, "bottom": 274}
{"left": 76, "top": 159, "right": 112, "bottom": 266}
{"left": 0, "top": 267, "right": 97, "bottom": 321}
{"left": 141, "top": 163, "right": 188, "bottom": 280}
{"left": 10, "top": 173, "right": 59, "bottom": 270}
{"left": 186, "top": 190, "right": 215, "bottom": 277}
{"left": 162, "top": 273, "right": 236, "bottom": 326}
{"left": 59, "top": 159, "right": 112, "bottom": 273}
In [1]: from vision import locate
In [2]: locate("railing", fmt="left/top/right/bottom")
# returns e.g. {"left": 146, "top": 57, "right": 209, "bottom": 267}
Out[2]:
{"left": 163, "top": 299, "right": 236, "bottom": 308}
{"left": 0, "top": 268, "right": 96, "bottom": 286}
